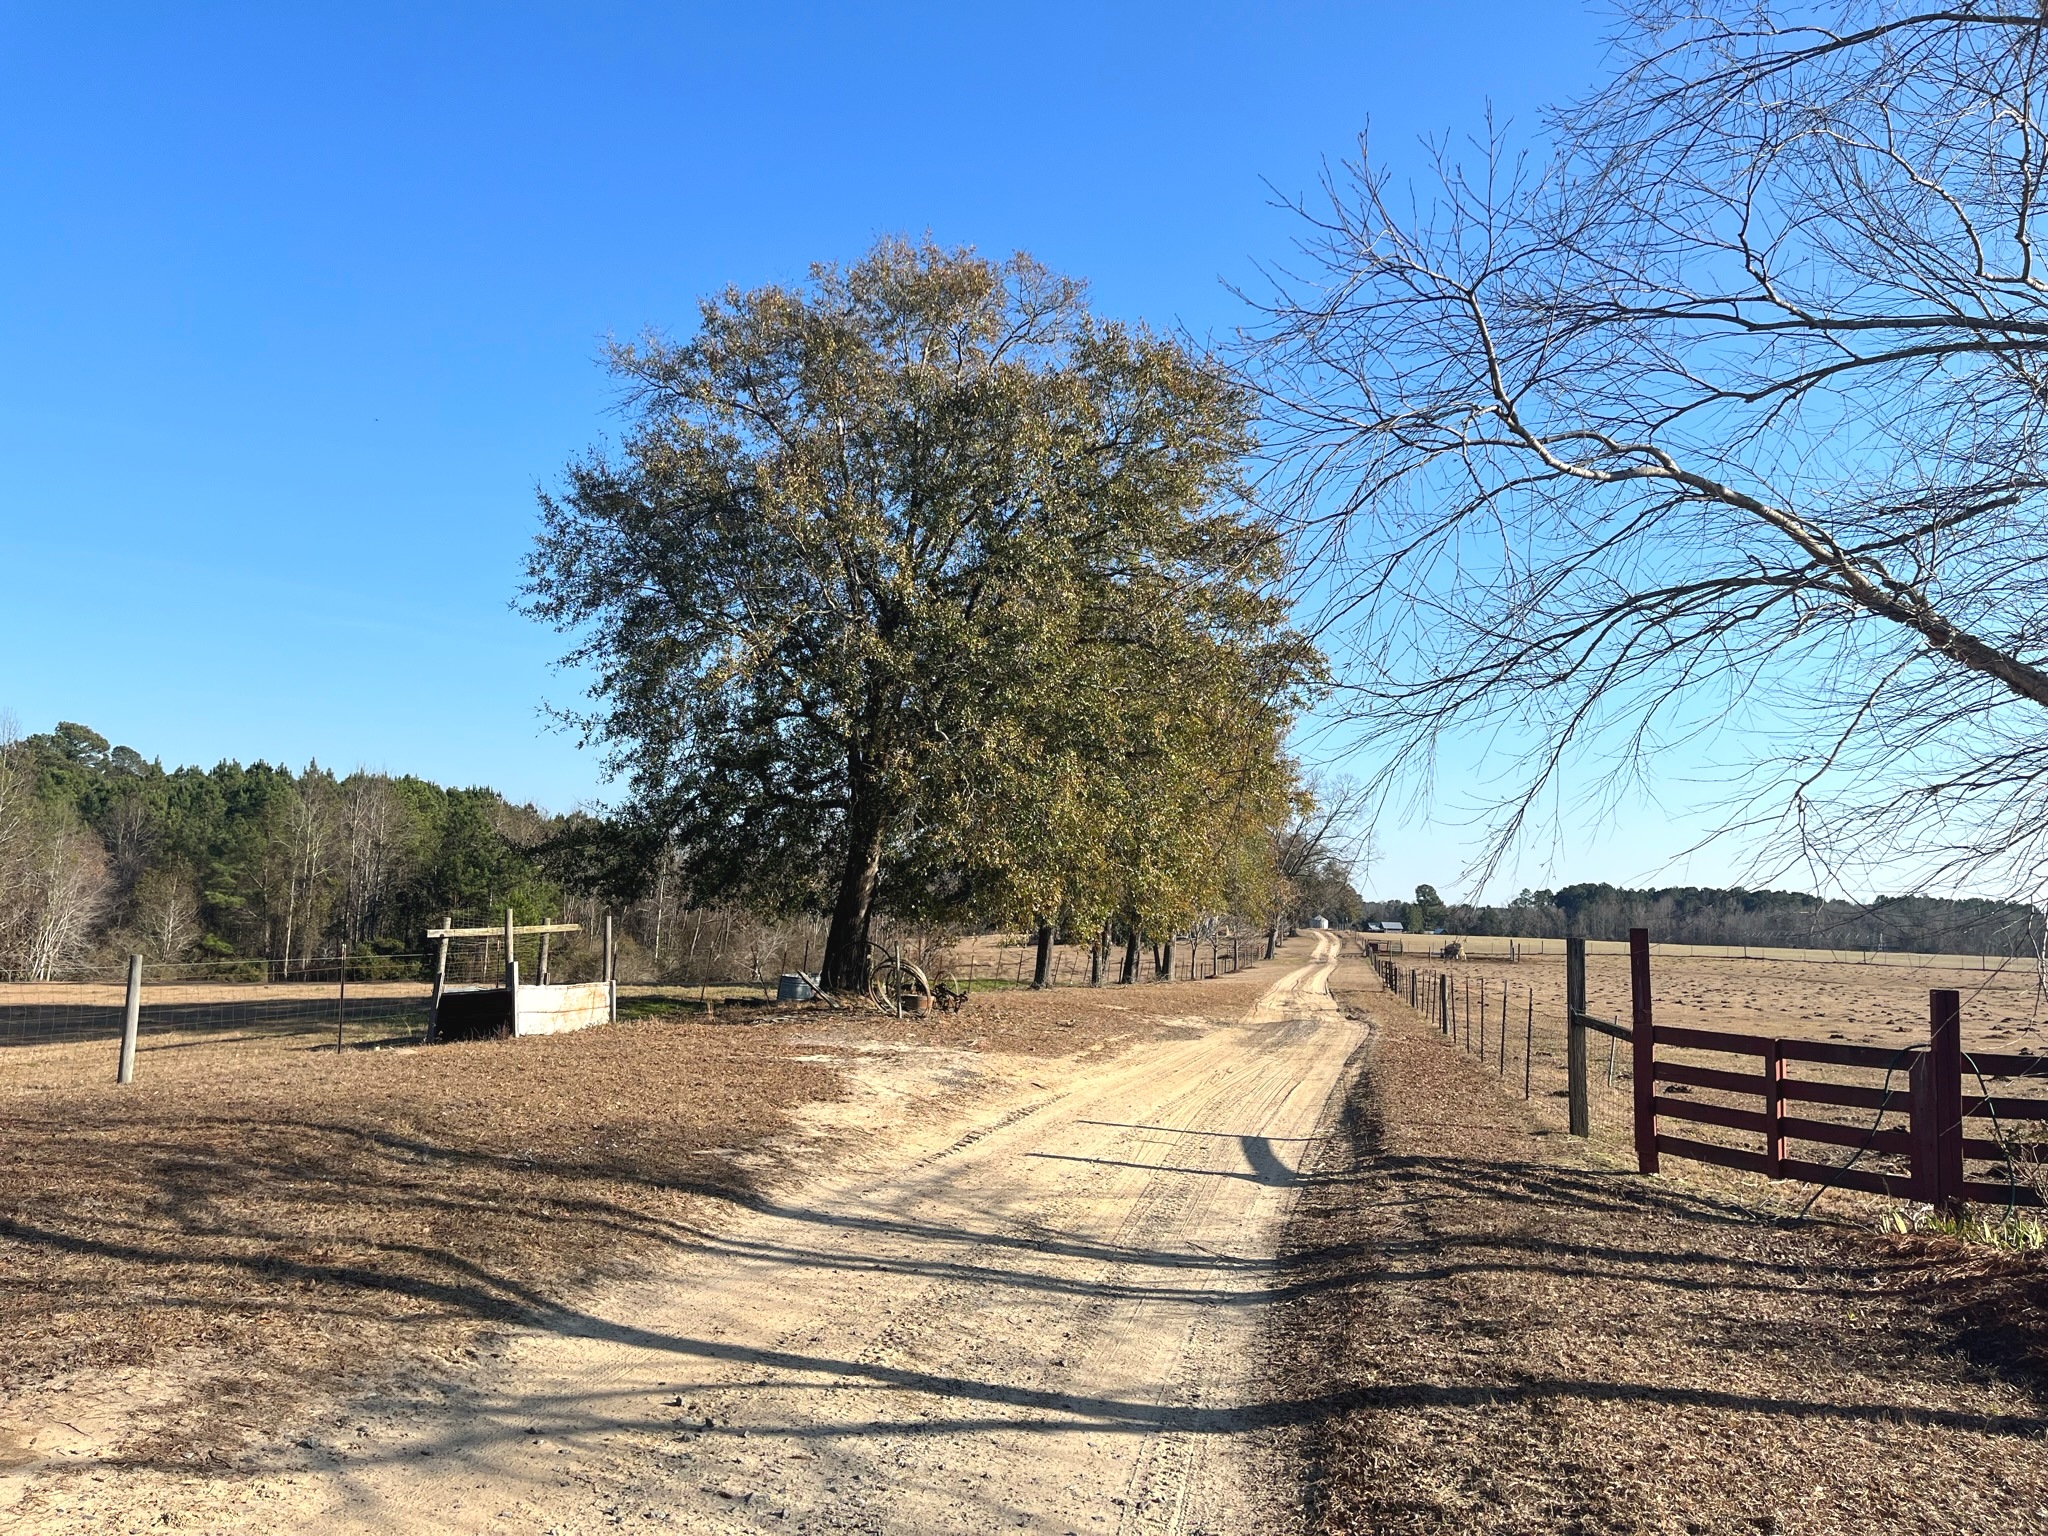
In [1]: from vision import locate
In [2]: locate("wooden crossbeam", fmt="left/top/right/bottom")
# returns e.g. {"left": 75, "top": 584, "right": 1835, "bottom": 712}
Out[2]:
{"left": 426, "top": 923, "right": 582, "bottom": 940}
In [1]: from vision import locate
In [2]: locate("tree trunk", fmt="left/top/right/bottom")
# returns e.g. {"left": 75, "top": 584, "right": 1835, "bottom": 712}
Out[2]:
{"left": 1031, "top": 920, "right": 1054, "bottom": 989}
{"left": 1120, "top": 927, "right": 1141, "bottom": 985}
{"left": 1265, "top": 925, "right": 1277, "bottom": 960}
{"left": 820, "top": 797, "right": 886, "bottom": 993}
{"left": 1090, "top": 926, "right": 1106, "bottom": 986}
{"left": 1160, "top": 938, "right": 1176, "bottom": 980}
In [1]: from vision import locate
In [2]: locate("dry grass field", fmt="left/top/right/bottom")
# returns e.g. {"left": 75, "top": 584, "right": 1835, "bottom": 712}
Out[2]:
{"left": 0, "top": 955, "right": 1283, "bottom": 1487}
{"left": 1360, "top": 935, "right": 2048, "bottom": 1217}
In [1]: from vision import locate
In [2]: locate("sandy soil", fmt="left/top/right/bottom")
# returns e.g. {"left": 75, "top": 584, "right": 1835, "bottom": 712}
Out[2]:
{"left": 1276, "top": 979, "right": 2048, "bottom": 1535}
{"left": 0, "top": 969, "right": 1215, "bottom": 1510}
{"left": 2, "top": 934, "right": 1358, "bottom": 1534}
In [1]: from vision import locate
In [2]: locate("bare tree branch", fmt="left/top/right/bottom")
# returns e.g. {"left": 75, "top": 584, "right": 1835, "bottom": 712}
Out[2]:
{"left": 1251, "top": 1, "right": 2048, "bottom": 899}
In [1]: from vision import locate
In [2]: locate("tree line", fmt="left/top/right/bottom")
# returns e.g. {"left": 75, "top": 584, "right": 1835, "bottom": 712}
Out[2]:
{"left": 0, "top": 715, "right": 1361, "bottom": 983}
{"left": 1366, "top": 882, "right": 2045, "bottom": 958}
{"left": 0, "top": 719, "right": 562, "bottom": 979}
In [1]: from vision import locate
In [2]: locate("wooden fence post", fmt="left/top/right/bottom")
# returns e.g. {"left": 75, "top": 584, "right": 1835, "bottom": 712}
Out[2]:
{"left": 1439, "top": 972, "right": 1449, "bottom": 1034}
{"left": 427, "top": 913, "right": 450, "bottom": 1042}
{"left": 1628, "top": 928, "right": 1657, "bottom": 1172}
{"left": 1566, "top": 936, "right": 1589, "bottom": 1137}
{"left": 116, "top": 952, "right": 141, "bottom": 1084}
{"left": 504, "top": 907, "right": 520, "bottom": 1037}
{"left": 1928, "top": 989, "right": 1964, "bottom": 1211}
{"left": 1761, "top": 1039, "right": 1785, "bottom": 1178}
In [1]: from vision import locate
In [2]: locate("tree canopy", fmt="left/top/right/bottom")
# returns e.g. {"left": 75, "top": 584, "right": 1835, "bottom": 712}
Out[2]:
{"left": 526, "top": 237, "right": 1320, "bottom": 989}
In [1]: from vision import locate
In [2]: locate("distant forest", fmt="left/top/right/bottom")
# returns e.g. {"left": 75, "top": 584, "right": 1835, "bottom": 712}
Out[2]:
{"left": 1368, "top": 883, "right": 2046, "bottom": 957}
{"left": 0, "top": 721, "right": 1362, "bottom": 984}
{"left": 0, "top": 719, "right": 835, "bottom": 983}
{"left": 0, "top": 721, "right": 571, "bottom": 979}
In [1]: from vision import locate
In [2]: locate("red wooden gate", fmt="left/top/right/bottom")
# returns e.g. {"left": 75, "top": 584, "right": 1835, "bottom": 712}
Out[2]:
{"left": 1616, "top": 930, "right": 2045, "bottom": 1209}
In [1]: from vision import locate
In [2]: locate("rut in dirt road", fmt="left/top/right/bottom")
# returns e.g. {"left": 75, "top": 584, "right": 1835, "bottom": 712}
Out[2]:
{"left": 285, "top": 929, "right": 1363, "bottom": 1535}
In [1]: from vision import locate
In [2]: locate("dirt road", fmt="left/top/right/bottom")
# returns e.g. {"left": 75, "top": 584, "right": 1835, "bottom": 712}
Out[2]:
{"left": 211, "top": 929, "right": 1358, "bottom": 1535}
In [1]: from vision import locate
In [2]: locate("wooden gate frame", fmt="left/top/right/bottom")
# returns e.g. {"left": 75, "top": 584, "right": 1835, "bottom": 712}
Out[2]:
{"left": 1587, "top": 927, "right": 2040, "bottom": 1210}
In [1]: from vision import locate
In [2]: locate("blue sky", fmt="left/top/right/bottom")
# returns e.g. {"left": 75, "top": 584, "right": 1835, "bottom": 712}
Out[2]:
{"left": 0, "top": 2, "right": 1727, "bottom": 902}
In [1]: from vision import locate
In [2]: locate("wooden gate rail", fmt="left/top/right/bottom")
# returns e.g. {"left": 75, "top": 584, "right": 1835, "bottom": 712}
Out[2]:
{"left": 1378, "top": 927, "right": 2045, "bottom": 1210}
{"left": 1621, "top": 927, "right": 2045, "bottom": 1209}
{"left": 1642, "top": 1024, "right": 1923, "bottom": 1199}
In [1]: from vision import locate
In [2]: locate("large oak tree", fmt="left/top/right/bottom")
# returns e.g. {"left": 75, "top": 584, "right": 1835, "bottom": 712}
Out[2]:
{"left": 526, "top": 238, "right": 1310, "bottom": 990}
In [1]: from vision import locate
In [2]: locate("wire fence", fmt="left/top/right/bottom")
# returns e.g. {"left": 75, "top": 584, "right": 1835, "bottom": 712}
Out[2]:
{"left": 1, "top": 921, "right": 1279, "bottom": 1086}
{"left": 943, "top": 932, "right": 1261, "bottom": 989}
{"left": 0, "top": 971, "right": 435, "bottom": 1054}
{"left": 1359, "top": 936, "right": 2048, "bottom": 1202}
{"left": 1368, "top": 956, "right": 1568, "bottom": 1106}
{"left": 1386, "top": 933, "right": 2048, "bottom": 976}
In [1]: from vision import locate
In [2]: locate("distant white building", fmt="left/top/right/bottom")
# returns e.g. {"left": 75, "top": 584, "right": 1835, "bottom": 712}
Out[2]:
{"left": 1308, "top": 915, "right": 1330, "bottom": 929}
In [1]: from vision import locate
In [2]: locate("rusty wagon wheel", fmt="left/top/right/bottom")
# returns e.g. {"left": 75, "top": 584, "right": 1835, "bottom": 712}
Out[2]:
{"left": 866, "top": 946, "right": 934, "bottom": 1015}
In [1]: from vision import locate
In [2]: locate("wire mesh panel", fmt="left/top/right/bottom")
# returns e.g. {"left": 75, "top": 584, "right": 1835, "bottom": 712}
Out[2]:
{"left": 0, "top": 982, "right": 127, "bottom": 1048}
{"left": 0, "top": 960, "right": 435, "bottom": 1078}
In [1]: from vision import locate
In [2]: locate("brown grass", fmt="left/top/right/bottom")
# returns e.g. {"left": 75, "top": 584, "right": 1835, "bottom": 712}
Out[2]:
{"left": 0, "top": 947, "right": 1299, "bottom": 1468}
{"left": 1273, "top": 985, "right": 2048, "bottom": 1535}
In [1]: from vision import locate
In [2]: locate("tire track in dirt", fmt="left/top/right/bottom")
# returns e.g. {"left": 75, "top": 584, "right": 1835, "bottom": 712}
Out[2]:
{"left": 20, "top": 935, "right": 1363, "bottom": 1534}
{"left": 311, "top": 931, "right": 1361, "bottom": 1534}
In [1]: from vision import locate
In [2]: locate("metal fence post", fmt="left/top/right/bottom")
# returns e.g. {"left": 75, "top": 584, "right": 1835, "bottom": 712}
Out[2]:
{"left": 1566, "top": 936, "right": 1589, "bottom": 1137}
{"left": 504, "top": 907, "right": 520, "bottom": 1037}
{"left": 1908, "top": 1050, "right": 1936, "bottom": 1203}
{"left": 116, "top": 953, "right": 141, "bottom": 1084}
{"left": 427, "top": 913, "right": 450, "bottom": 1042}
{"left": 605, "top": 912, "right": 617, "bottom": 1023}
{"left": 1523, "top": 987, "right": 1533, "bottom": 1099}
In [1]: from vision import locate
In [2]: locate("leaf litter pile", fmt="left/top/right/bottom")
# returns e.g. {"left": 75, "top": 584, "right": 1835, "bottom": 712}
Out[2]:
{"left": 1269, "top": 989, "right": 2048, "bottom": 1535}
